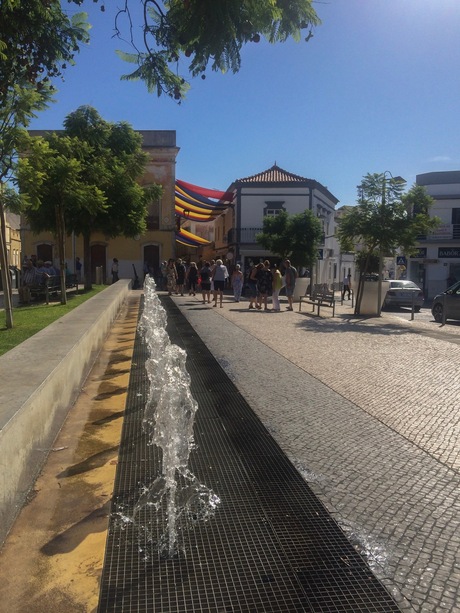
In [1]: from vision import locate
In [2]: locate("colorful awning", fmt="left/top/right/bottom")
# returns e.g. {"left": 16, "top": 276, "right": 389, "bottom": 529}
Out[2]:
{"left": 175, "top": 179, "right": 234, "bottom": 223}
{"left": 175, "top": 179, "right": 234, "bottom": 246}
{"left": 176, "top": 179, "right": 234, "bottom": 203}
{"left": 176, "top": 227, "right": 212, "bottom": 248}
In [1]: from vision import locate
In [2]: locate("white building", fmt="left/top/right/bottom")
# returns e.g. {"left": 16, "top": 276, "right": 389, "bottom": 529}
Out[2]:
{"left": 411, "top": 171, "right": 460, "bottom": 300}
{"left": 212, "top": 164, "right": 339, "bottom": 285}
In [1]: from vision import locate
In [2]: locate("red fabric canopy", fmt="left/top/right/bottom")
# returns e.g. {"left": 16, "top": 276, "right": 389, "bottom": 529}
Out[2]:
{"left": 176, "top": 179, "right": 234, "bottom": 203}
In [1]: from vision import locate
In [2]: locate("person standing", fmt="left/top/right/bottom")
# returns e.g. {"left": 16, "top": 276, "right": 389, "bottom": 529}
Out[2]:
{"left": 248, "top": 263, "right": 262, "bottom": 310}
{"left": 200, "top": 261, "right": 212, "bottom": 303}
{"left": 284, "top": 259, "right": 298, "bottom": 311}
{"left": 231, "top": 264, "right": 244, "bottom": 302}
{"left": 176, "top": 258, "right": 186, "bottom": 295}
{"left": 271, "top": 264, "right": 283, "bottom": 312}
{"left": 160, "top": 260, "right": 168, "bottom": 290}
{"left": 209, "top": 259, "right": 216, "bottom": 294}
{"left": 111, "top": 258, "right": 119, "bottom": 283}
{"left": 257, "top": 260, "right": 273, "bottom": 310}
{"left": 186, "top": 262, "right": 198, "bottom": 296}
{"left": 211, "top": 259, "right": 229, "bottom": 308}
{"left": 75, "top": 256, "right": 82, "bottom": 282}
{"left": 166, "top": 259, "right": 177, "bottom": 295}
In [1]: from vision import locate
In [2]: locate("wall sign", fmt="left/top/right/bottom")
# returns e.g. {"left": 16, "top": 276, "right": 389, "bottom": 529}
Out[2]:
{"left": 438, "top": 247, "right": 460, "bottom": 258}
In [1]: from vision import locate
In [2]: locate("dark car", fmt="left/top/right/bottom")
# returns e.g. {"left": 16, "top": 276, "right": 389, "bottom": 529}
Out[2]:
{"left": 431, "top": 280, "right": 460, "bottom": 323}
{"left": 382, "top": 280, "right": 424, "bottom": 311}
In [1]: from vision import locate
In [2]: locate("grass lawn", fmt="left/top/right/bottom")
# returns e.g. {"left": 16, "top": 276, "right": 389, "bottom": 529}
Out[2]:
{"left": 0, "top": 286, "right": 106, "bottom": 357}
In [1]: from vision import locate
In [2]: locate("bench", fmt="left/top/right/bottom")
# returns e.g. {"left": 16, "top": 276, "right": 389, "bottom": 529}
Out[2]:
{"left": 29, "top": 274, "right": 79, "bottom": 304}
{"left": 299, "top": 284, "right": 336, "bottom": 317}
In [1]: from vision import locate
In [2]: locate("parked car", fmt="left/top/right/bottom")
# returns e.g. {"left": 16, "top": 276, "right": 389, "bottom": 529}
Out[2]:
{"left": 431, "top": 280, "right": 460, "bottom": 323}
{"left": 382, "top": 280, "right": 424, "bottom": 311}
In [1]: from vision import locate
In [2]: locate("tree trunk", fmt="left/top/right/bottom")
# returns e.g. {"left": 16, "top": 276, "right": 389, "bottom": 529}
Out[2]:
{"left": 83, "top": 230, "right": 92, "bottom": 291}
{"left": 354, "top": 253, "right": 373, "bottom": 315}
{"left": 0, "top": 203, "right": 13, "bottom": 328}
{"left": 55, "top": 203, "right": 67, "bottom": 305}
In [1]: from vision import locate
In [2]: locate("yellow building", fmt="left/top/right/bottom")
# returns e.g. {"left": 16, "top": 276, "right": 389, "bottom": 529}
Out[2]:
{"left": 5, "top": 212, "right": 22, "bottom": 270}
{"left": 22, "top": 131, "right": 179, "bottom": 283}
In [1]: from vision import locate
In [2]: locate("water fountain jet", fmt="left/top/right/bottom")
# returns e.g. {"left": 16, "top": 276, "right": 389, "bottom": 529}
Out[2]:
{"left": 124, "top": 276, "right": 219, "bottom": 558}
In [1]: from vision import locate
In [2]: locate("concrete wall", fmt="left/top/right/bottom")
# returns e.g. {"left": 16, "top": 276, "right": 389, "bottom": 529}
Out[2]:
{"left": 0, "top": 280, "right": 132, "bottom": 545}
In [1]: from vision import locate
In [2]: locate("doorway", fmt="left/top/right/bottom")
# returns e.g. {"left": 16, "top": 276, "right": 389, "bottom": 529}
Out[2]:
{"left": 91, "top": 244, "right": 107, "bottom": 284}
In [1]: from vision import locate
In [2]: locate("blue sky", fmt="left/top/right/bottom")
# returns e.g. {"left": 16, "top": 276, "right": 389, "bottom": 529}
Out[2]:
{"left": 30, "top": 0, "right": 460, "bottom": 206}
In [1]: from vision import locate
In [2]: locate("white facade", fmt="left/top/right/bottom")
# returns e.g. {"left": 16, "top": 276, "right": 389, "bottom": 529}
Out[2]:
{"left": 221, "top": 165, "right": 339, "bottom": 286}
{"left": 411, "top": 171, "right": 460, "bottom": 300}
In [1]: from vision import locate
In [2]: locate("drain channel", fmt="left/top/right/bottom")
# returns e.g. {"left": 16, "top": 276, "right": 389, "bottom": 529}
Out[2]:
{"left": 98, "top": 297, "right": 400, "bottom": 612}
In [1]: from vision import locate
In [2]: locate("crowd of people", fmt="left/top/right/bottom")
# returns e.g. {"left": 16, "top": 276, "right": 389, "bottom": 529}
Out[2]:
{"left": 158, "top": 257, "right": 299, "bottom": 311}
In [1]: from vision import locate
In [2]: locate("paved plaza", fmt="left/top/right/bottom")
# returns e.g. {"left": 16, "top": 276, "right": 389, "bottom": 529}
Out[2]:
{"left": 171, "top": 292, "right": 460, "bottom": 612}
{"left": 1, "top": 287, "right": 460, "bottom": 611}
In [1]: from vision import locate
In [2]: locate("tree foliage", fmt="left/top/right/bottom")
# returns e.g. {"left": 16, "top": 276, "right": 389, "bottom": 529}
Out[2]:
{"left": 72, "top": 0, "right": 320, "bottom": 100}
{"left": 0, "top": 0, "right": 89, "bottom": 326}
{"left": 17, "top": 106, "right": 162, "bottom": 293}
{"left": 256, "top": 209, "right": 323, "bottom": 269}
{"left": 337, "top": 173, "right": 440, "bottom": 313}
{"left": 0, "top": 1, "right": 89, "bottom": 102}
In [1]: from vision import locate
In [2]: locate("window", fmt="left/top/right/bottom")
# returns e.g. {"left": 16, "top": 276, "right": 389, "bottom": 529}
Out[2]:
{"left": 264, "top": 201, "right": 285, "bottom": 217}
{"left": 452, "top": 208, "right": 460, "bottom": 239}
{"left": 146, "top": 198, "right": 160, "bottom": 230}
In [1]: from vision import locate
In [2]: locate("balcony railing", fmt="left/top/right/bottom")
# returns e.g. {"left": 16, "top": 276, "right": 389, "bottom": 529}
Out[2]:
{"left": 418, "top": 223, "right": 460, "bottom": 241}
{"left": 239, "top": 227, "right": 263, "bottom": 243}
{"left": 230, "top": 228, "right": 332, "bottom": 245}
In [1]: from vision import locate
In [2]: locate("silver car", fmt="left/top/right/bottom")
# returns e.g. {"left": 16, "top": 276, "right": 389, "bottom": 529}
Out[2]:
{"left": 431, "top": 280, "right": 460, "bottom": 323}
{"left": 382, "top": 280, "right": 424, "bottom": 311}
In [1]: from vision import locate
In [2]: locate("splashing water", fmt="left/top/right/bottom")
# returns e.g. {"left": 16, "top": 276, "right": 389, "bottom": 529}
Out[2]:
{"left": 130, "top": 276, "right": 220, "bottom": 557}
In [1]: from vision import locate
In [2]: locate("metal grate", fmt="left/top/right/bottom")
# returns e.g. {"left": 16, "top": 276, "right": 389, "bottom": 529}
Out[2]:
{"left": 98, "top": 297, "right": 400, "bottom": 612}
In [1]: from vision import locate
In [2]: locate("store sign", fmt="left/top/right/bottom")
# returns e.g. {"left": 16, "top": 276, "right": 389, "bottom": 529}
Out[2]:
{"left": 410, "top": 248, "right": 427, "bottom": 258}
{"left": 438, "top": 247, "right": 460, "bottom": 258}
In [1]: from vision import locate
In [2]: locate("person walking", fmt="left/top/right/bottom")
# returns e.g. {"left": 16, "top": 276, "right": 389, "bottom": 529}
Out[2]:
{"left": 284, "top": 259, "right": 298, "bottom": 311}
{"left": 342, "top": 273, "right": 351, "bottom": 300}
{"left": 211, "top": 259, "right": 229, "bottom": 308}
{"left": 247, "top": 263, "right": 262, "bottom": 310}
{"left": 271, "top": 264, "right": 283, "bottom": 312}
{"left": 111, "top": 258, "right": 119, "bottom": 283}
{"left": 231, "top": 264, "right": 244, "bottom": 302}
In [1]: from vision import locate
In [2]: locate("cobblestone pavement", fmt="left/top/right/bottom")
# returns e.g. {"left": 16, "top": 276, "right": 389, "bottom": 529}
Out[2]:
{"left": 171, "top": 293, "right": 460, "bottom": 613}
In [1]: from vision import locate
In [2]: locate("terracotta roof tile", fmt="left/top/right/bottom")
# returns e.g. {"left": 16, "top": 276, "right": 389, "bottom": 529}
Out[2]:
{"left": 236, "top": 164, "right": 312, "bottom": 184}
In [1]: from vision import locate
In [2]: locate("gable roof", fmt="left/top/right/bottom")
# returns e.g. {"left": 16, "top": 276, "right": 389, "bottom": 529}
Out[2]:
{"left": 232, "top": 164, "right": 339, "bottom": 205}
{"left": 235, "top": 164, "right": 311, "bottom": 184}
